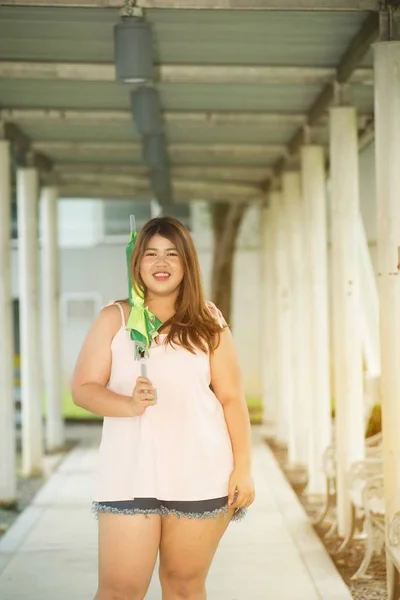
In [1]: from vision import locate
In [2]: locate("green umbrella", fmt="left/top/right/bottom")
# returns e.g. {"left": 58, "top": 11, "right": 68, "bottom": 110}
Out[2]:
{"left": 126, "top": 215, "right": 162, "bottom": 377}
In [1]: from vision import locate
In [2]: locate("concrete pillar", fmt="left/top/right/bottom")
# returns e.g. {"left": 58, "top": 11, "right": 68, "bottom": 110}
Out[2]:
{"left": 271, "top": 187, "right": 296, "bottom": 459}
{"left": 373, "top": 41, "right": 400, "bottom": 530}
{"left": 357, "top": 214, "right": 381, "bottom": 424}
{"left": 0, "top": 140, "right": 17, "bottom": 504}
{"left": 329, "top": 106, "right": 365, "bottom": 538}
{"left": 150, "top": 199, "right": 162, "bottom": 218}
{"left": 41, "top": 187, "right": 64, "bottom": 452}
{"left": 301, "top": 145, "right": 332, "bottom": 494}
{"left": 260, "top": 200, "right": 277, "bottom": 430}
{"left": 283, "top": 171, "right": 310, "bottom": 466}
{"left": 17, "top": 168, "right": 43, "bottom": 476}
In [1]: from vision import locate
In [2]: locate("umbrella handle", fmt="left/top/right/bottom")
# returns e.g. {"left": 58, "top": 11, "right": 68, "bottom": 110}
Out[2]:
{"left": 140, "top": 357, "right": 147, "bottom": 378}
{"left": 130, "top": 214, "right": 136, "bottom": 234}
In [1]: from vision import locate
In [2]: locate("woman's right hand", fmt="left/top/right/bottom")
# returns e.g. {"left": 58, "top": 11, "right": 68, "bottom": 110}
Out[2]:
{"left": 129, "top": 377, "right": 157, "bottom": 416}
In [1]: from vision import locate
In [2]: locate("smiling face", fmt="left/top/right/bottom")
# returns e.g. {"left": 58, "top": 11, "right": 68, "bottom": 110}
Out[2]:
{"left": 139, "top": 234, "right": 184, "bottom": 298}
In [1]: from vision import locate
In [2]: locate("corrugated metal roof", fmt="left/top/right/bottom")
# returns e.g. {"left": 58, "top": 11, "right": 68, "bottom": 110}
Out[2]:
{"left": 21, "top": 121, "right": 140, "bottom": 142}
{"left": 158, "top": 82, "right": 325, "bottom": 112}
{"left": 21, "top": 119, "right": 300, "bottom": 145}
{"left": 166, "top": 121, "right": 300, "bottom": 144}
{"left": 0, "top": 7, "right": 369, "bottom": 67}
{"left": 0, "top": 5, "right": 377, "bottom": 193}
{"left": 0, "top": 80, "right": 130, "bottom": 109}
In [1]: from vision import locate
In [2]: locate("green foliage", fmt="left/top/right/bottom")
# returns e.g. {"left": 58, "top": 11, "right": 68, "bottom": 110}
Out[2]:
{"left": 366, "top": 404, "right": 382, "bottom": 437}
{"left": 246, "top": 397, "right": 263, "bottom": 425}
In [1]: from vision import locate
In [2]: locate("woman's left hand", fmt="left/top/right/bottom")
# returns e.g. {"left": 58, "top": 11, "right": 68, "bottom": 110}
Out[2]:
{"left": 228, "top": 467, "right": 255, "bottom": 509}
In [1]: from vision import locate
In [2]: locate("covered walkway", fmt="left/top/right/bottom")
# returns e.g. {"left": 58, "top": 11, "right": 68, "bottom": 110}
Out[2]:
{"left": 0, "top": 429, "right": 350, "bottom": 600}
{"left": 2, "top": 1, "right": 400, "bottom": 598}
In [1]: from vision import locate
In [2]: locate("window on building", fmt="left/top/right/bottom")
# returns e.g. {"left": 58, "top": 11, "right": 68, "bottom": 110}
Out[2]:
{"left": 63, "top": 294, "right": 101, "bottom": 325}
{"left": 103, "top": 200, "right": 151, "bottom": 240}
{"left": 102, "top": 199, "right": 192, "bottom": 240}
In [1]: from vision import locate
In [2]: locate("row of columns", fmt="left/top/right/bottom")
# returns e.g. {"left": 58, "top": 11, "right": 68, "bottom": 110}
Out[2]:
{"left": 261, "top": 39, "right": 400, "bottom": 552}
{"left": 0, "top": 140, "right": 64, "bottom": 504}
{"left": 262, "top": 109, "right": 369, "bottom": 537}
{"left": 263, "top": 145, "right": 332, "bottom": 493}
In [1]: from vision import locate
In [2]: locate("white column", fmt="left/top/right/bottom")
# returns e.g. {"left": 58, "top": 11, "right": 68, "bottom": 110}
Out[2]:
{"left": 357, "top": 214, "right": 381, "bottom": 423}
{"left": 283, "top": 171, "right": 310, "bottom": 465}
{"left": 329, "top": 106, "right": 365, "bottom": 537}
{"left": 271, "top": 187, "right": 296, "bottom": 460}
{"left": 41, "top": 187, "right": 64, "bottom": 452}
{"left": 0, "top": 141, "right": 17, "bottom": 504}
{"left": 260, "top": 200, "right": 277, "bottom": 430}
{"left": 373, "top": 41, "right": 400, "bottom": 528}
{"left": 301, "top": 145, "right": 332, "bottom": 494}
{"left": 17, "top": 168, "right": 43, "bottom": 476}
{"left": 150, "top": 199, "right": 162, "bottom": 218}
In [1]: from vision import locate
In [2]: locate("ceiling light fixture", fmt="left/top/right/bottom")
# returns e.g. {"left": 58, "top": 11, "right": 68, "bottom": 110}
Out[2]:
{"left": 114, "top": 9, "right": 154, "bottom": 84}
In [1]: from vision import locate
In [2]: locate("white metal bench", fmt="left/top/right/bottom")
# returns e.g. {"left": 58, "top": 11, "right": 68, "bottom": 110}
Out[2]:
{"left": 351, "top": 474, "right": 385, "bottom": 580}
{"left": 314, "top": 432, "right": 382, "bottom": 537}
{"left": 387, "top": 511, "right": 400, "bottom": 600}
{"left": 337, "top": 455, "right": 383, "bottom": 554}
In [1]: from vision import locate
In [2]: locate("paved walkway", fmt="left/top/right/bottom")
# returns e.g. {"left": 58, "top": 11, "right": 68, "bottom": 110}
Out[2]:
{"left": 0, "top": 428, "right": 351, "bottom": 600}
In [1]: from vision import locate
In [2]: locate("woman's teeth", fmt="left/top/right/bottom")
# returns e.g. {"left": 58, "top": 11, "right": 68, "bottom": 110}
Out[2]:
{"left": 153, "top": 272, "right": 170, "bottom": 280}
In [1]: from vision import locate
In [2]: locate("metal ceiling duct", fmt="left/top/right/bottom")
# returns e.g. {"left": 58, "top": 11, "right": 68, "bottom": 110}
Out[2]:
{"left": 131, "top": 87, "right": 163, "bottom": 135}
{"left": 143, "top": 134, "right": 168, "bottom": 168}
{"left": 114, "top": 18, "right": 154, "bottom": 84}
{"left": 149, "top": 168, "right": 173, "bottom": 205}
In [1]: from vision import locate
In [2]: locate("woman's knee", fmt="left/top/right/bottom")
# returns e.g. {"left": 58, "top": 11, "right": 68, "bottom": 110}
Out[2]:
{"left": 94, "top": 582, "right": 146, "bottom": 600}
{"left": 159, "top": 565, "right": 206, "bottom": 598}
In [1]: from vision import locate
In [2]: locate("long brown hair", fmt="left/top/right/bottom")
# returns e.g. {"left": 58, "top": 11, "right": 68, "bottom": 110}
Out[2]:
{"left": 130, "top": 216, "right": 224, "bottom": 354}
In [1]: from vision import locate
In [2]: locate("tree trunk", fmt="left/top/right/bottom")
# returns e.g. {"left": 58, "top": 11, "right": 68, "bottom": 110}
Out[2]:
{"left": 211, "top": 201, "right": 248, "bottom": 324}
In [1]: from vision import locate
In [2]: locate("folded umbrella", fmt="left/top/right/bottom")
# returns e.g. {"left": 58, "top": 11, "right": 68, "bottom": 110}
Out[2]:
{"left": 126, "top": 215, "right": 162, "bottom": 377}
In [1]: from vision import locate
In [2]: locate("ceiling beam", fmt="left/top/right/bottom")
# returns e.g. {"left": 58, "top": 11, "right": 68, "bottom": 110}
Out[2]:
{"left": 139, "top": 0, "right": 379, "bottom": 8}
{"left": 0, "top": 0, "right": 379, "bottom": 10}
{"left": 58, "top": 172, "right": 149, "bottom": 188}
{"left": 1, "top": 108, "right": 372, "bottom": 129}
{"left": 58, "top": 182, "right": 261, "bottom": 202}
{"left": 58, "top": 184, "right": 254, "bottom": 202}
{"left": 0, "top": 108, "right": 307, "bottom": 126}
{"left": 57, "top": 171, "right": 262, "bottom": 198}
{"left": 33, "top": 141, "right": 287, "bottom": 158}
{"left": 0, "top": 120, "right": 53, "bottom": 172}
{"left": 270, "top": 10, "right": 379, "bottom": 181}
{"left": 172, "top": 179, "right": 262, "bottom": 200}
{"left": 59, "top": 185, "right": 152, "bottom": 200}
{"left": 55, "top": 164, "right": 272, "bottom": 182}
{"left": 0, "top": 61, "right": 374, "bottom": 86}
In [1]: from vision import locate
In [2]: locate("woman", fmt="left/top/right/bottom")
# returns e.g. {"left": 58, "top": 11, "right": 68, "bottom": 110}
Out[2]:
{"left": 72, "top": 216, "right": 255, "bottom": 600}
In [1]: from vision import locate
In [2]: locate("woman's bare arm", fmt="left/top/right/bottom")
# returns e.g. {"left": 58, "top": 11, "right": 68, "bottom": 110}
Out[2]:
{"left": 71, "top": 305, "right": 134, "bottom": 418}
{"left": 210, "top": 327, "right": 253, "bottom": 471}
{"left": 210, "top": 326, "right": 255, "bottom": 509}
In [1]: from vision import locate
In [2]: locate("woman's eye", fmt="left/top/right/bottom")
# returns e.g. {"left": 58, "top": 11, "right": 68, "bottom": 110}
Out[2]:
{"left": 145, "top": 252, "right": 156, "bottom": 257}
{"left": 168, "top": 252, "right": 178, "bottom": 257}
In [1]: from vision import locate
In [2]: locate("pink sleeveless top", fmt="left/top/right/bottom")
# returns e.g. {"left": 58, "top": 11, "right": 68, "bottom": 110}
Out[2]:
{"left": 93, "top": 301, "right": 235, "bottom": 505}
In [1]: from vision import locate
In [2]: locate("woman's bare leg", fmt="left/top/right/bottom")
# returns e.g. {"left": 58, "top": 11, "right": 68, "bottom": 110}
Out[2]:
{"left": 94, "top": 513, "right": 161, "bottom": 600}
{"left": 159, "top": 509, "right": 234, "bottom": 600}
